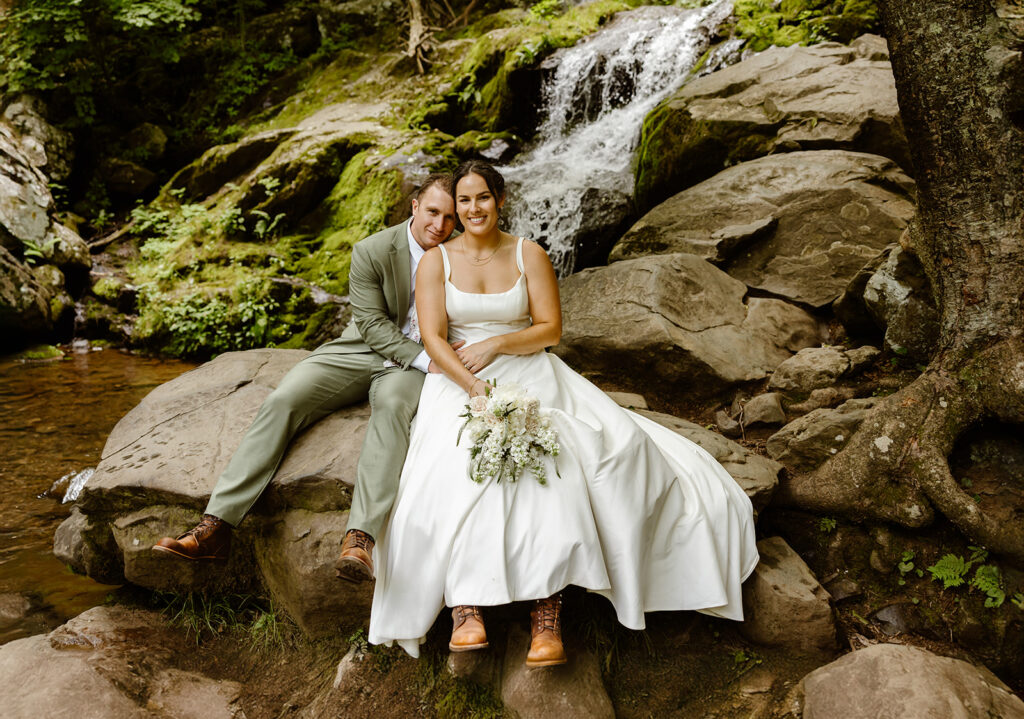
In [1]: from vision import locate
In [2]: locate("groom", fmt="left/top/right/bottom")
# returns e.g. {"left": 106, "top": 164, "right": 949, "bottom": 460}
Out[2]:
{"left": 153, "top": 173, "right": 458, "bottom": 583}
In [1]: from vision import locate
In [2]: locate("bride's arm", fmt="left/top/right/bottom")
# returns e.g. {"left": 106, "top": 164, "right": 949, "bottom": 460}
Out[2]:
{"left": 456, "top": 239, "right": 561, "bottom": 373}
{"left": 417, "top": 248, "right": 490, "bottom": 396}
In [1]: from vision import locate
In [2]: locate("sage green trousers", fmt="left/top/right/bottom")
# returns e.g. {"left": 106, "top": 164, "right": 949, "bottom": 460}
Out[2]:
{"left": 204, "top": 349, "right": 425, "bottom": 540}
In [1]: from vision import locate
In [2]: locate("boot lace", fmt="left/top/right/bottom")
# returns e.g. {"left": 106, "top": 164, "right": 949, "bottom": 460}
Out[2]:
{"left": 454, "top": 605, "right": 483, "bottom": 627}
{"left": 345, "top": 529, "right": 373, "bottom": 551}
{"left": 534, "top": 594, "right": 563, "bottom": 632}
{"left": 180, "top": 514, "right": 224, "bottom": 540}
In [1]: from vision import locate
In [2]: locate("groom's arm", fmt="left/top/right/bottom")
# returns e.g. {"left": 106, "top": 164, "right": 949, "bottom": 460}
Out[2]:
{"left": 348, "top": 241, "right": 423, "bottom": 369}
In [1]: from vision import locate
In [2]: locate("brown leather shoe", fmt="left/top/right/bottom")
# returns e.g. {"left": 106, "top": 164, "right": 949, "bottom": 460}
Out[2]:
{"left": 335, "top": 529, "right": 374, "bottom": 583}
{"left": 152, "top": 514, "right": 232, "bottom": 560}
{"left": 449, "top": 605, "right": 488, "bottom": 652}
{"left": 526, "top": 593, "right": 567, "bottom": 667}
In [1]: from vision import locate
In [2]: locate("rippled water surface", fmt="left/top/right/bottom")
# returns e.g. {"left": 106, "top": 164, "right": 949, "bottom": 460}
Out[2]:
{"left": 0, "top": 348, "right": 195, "bottom": 643}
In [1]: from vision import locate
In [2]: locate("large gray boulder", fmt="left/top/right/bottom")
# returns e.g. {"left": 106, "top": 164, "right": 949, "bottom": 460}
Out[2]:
{"left": 796, "top": 643, "right": 1024, "bottom": 719}
{"left": 63, "top": 348, "right": 373, "bottom": 635}
{"left": 635, "top": 36, "right": 909, "bottom": 210}
{"left": 614, "top": 151, "right": 916, "bottom": 308}
{"left": 556, "top": 253, "right": 824, "bottom": 401}
{"left": 740, "top": 536, "right": 838, "bottom": 656}
{"left": 0, "top": 606, "right": 246, "bottom": 719}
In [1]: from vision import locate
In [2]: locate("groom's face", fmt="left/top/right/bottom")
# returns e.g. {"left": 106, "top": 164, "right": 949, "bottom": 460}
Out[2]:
{"left": 410, "top": 185, "right": 457, "bottom": 251}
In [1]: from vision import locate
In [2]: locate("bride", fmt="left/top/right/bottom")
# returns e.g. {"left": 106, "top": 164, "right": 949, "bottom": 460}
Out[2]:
{"left": 367, "top": 160, "right": 759, "bottom": 667}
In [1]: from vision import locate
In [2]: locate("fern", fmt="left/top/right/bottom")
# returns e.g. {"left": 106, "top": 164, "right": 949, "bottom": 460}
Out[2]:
{"left": 971, "top": 565, "right": 1005, "bottom": 608}
{"left": 927, "top": 554, "right": 970, "bottom": 589}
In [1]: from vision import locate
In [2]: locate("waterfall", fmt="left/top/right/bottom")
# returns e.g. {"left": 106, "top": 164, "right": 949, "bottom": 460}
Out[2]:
{"left": 500, "top": 0, "right": 733, "bottom": 275}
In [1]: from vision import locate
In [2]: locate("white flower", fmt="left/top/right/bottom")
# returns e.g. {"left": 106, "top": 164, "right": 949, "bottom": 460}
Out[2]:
{"left": 455, "top": 384, "right": 560, "bottom": 486}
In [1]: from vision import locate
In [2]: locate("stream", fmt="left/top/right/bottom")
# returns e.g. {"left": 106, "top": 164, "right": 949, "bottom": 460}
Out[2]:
{"left": 0, "top": 347, "right": 194, "bottom": 644}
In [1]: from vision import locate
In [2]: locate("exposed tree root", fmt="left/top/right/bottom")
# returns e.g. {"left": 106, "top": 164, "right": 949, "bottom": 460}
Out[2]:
{"left": 778, "top": 338, "right": 1024, "bottom": 564}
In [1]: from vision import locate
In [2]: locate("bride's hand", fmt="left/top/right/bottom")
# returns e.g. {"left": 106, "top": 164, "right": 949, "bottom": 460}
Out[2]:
{"left": 468, "top": 378, "right": 493, "bottom": 397}
{"left": 457, "top": 338, "right": 500, "bottom": 374}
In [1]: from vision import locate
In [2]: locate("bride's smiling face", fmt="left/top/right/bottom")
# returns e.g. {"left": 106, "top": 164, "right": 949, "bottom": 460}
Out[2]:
{"left": 456, "top": 172, "right": 505, "bottom": 237}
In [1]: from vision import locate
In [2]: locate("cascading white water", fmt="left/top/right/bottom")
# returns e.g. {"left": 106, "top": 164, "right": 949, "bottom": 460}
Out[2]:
{"left": 500, "top": 0, "right": 733, "bottom": 275}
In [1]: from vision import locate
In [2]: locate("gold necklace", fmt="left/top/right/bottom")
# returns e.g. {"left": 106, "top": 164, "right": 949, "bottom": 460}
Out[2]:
{"left": 462, "top": 237, "right": 501, "bottom": 265}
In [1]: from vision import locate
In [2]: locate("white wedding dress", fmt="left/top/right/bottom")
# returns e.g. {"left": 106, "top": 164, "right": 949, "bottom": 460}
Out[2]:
{"left": 368, "top": 239, "right": 759, "bottom": 656}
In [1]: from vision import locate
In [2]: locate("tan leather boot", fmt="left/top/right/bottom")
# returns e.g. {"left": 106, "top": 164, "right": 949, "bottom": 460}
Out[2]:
{"left": 449, "top": 605, "right": 488, "bottom": 652}
{"left": 334, "top": 529, "right": 374, "bottom": 583}
{"left": 526, "top": 593, "right": 567, "bottom": 667}
{"left": 152, "top": 514, "right": 232, "bottom": 560}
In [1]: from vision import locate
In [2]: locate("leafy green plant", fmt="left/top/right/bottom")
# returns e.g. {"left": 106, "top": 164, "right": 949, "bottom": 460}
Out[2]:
{"left": 926, "top": 547, "right": 1014, "bottom": 609}
{"left": 896, "top": 549, "right": 920, "bottom": 585}
{"left": 927, "top": 553, "right": 970, "bottom": 589}
{"left": 250, "top": 209, "right": 287, "bottom": 240}
{"left": 1012, "top": 593, "right": 1024, "bottom": 610}
{"left": 818, "top": 516, "right": 837, "bottom": 533}
{"left": 970, "top": 565, "right": 1006, "bottom": 608}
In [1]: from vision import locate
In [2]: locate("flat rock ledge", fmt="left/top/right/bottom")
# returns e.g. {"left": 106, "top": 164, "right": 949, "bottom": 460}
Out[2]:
{"left": 57, "top": 348, "right": 777, "bottom": 637}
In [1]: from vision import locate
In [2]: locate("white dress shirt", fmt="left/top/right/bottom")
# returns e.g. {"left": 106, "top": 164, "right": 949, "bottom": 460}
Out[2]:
{"left": 402, "top": 220, "right": 432, "bottom": 373}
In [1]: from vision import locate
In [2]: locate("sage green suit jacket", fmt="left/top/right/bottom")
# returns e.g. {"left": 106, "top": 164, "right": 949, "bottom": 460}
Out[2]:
{"left": 311, "top": 221, "right": 423, "bottom": 369}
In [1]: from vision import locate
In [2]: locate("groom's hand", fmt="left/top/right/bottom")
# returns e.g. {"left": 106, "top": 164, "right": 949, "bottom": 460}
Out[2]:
{"left": 428, "top": 340, "right": 466, "bottom": 374}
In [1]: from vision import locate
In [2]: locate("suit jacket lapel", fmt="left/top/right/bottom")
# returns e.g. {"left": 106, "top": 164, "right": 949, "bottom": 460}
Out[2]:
{"left": 389, "top": 221, "right": 412, "bottom": 328}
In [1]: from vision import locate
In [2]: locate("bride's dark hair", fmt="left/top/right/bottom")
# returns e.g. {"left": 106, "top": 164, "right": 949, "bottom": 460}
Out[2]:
{"left": 453, "top": 160, "right": 505, "bottom": 200}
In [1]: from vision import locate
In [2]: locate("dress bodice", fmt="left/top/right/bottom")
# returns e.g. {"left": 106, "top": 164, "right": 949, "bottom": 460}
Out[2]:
{"left": 439, "top": 238, "right": 531, "bottom": 345}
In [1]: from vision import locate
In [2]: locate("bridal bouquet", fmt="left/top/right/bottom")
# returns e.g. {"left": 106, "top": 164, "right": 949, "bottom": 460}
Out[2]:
{"left": 457, "top": 382, "right": 560, "bottom": 485}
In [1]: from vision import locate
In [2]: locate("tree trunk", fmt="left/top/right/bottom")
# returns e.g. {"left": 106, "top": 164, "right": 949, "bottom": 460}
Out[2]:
{"left": 406, "top": 0, "right": 431, "bottom": 74}
{"left": 778, "top": 0, "right": 1024, "bottom": 562}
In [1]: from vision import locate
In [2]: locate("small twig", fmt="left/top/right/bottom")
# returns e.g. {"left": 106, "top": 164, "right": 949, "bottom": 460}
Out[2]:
{"left": 87, "top": 220, "right": 136, "bottom": 251}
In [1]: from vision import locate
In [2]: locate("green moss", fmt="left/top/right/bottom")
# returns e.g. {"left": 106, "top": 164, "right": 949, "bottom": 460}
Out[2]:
{"left": 14, "top": 344, "right": 64, "bottom": 361}
{"left": 248, "top": 50, "right": 377, "bottom": 133}
{"left": 733, "top": 0, "right": 880, "bottom": 51}
{"left": 91, "top": 276, "right": 123, "bottom": 304}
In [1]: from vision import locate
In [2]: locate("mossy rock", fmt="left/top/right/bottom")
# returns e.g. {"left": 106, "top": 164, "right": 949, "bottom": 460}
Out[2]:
{"left": 634, "top": 38, "right": 906, "bottom": 211}
{"left": 12, "top": 344, "right": 65, "bottom": 361}
{"left": 733, "top": 0, "right": 880, "bottom": 51}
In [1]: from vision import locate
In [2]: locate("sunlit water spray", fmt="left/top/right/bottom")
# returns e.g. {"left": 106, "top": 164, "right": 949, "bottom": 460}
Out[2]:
{"left": 500, "top": 0, "right": 733, "bottom": 275}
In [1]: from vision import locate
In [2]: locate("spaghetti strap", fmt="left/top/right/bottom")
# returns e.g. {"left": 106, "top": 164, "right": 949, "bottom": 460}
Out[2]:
{"left": 515, "top": 237, "right": 525, "bottom": 273}
{"left": 439, "top": 243, "right": 452, "bottom": 281}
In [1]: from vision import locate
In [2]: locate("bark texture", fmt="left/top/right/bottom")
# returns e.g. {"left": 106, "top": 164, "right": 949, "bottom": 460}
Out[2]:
{"left": 780, "top": 0, "right": 1024, "bottom": 562}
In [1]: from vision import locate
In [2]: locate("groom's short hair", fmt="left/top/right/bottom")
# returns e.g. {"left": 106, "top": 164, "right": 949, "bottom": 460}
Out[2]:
{"left": 415, "top": 173, "right": 453, "bottom": 201}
